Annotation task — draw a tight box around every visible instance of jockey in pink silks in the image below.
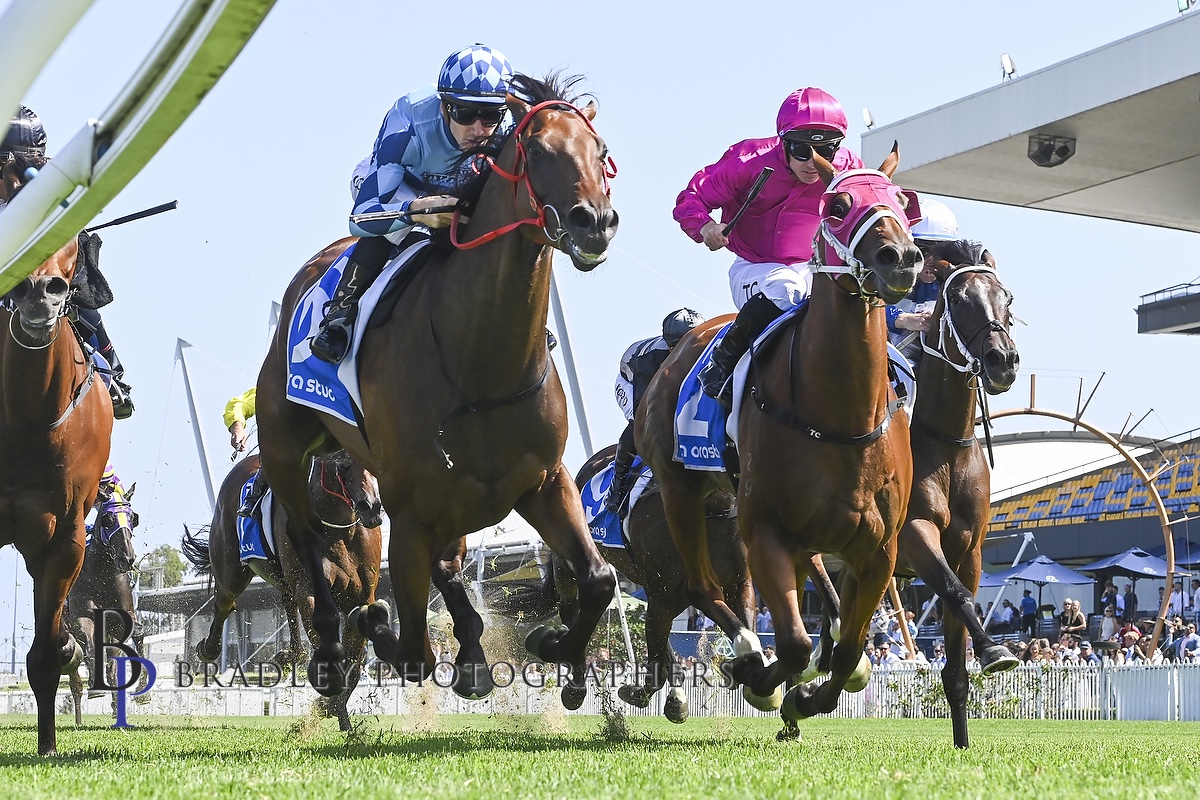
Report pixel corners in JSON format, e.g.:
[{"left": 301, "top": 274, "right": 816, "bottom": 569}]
[{"left": 673, "top": 87, "right": 864, "bottom": 408}]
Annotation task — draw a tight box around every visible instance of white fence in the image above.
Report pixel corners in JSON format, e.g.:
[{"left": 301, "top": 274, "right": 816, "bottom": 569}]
[{"left": 9, "top": 662, "right": 1200, "bottom": 722}]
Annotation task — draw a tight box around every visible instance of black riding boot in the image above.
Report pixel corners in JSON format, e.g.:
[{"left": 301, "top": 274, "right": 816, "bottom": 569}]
[
  {"left": 699, "top": 293, "right": 785, "bottom": 409},
  {"left": 237, "top": 470, "right": 269, "bottom": 518},
  {"left": 605, "top": 422, "right": 637, "bottom": 514},
  {"left": 77, "top": 307, "right": 134, "bottom": 419},
  {"left": 310, "top": 236, "right": 394, "bottom": 364}
]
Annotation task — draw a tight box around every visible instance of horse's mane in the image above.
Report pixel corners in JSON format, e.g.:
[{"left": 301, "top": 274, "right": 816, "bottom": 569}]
[
  {"left": 433, "top": 72, "right": 590, "bottom": 251},
  {"left": 920, "top": 238, "right": 985, "bottom": 267}
]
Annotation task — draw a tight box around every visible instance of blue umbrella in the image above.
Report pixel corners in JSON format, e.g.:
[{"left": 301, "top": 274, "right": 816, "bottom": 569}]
[
  {"left": 1077, "top": 547, "right": 1173, "bottom": 580},
  {"left": 1143, "top": 536, "right": 1200, "bottom": 568}
]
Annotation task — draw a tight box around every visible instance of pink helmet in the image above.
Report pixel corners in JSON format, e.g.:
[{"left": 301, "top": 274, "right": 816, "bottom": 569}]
[{"left": 776, "top": 87, "right": 848, "bottom": 141}]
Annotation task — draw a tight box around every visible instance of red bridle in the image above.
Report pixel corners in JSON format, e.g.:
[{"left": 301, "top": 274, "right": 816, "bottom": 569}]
[{"left": 449, "top": 99, "right": 617, "bottom": 250}]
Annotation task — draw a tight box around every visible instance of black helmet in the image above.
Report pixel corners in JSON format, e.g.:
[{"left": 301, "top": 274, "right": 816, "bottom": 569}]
[
  {"left": 2, "top": 106, "right": 47, "bottom": 156},
  {"left": 662, "top": 307, "right": 705, "bottom": 347}
]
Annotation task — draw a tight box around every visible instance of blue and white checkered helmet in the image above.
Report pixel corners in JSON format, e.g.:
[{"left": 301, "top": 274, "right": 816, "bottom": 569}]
[{"left": 437, "top": 44, "right": 513, "bottom": 107}]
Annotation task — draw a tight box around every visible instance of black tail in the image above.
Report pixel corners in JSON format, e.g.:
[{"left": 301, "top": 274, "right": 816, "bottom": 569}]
[
  {"left": 180, "top": 524, "right": 212, "bottom": 575},
  {"left": 489, "top": 563, "right": 561, "bottom": 623}
]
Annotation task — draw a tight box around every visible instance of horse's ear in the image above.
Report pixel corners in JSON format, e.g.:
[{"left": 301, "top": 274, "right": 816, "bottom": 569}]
[
  {"left": 811, "top": 149, "right": 836, "bottom": 186},
  {"left": 506, "top": 93, "right": 531, "bottom": 121},
  {"left": 126, "top": 482, "right": 136, "bottom": 500},
  {"left": 982, "top": 248, "right": 997, "bottom": 268},
  {"left": 580, "top": 100, "right": 598, "bottom": 121},
  {"left": 878, "top": 141, "right": 900, "bottom": 178}
]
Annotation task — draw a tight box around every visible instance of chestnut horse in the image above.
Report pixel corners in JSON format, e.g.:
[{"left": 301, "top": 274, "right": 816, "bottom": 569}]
[
  {"left": 0, "top": 237, "right": 113, "bottom": 755},
  {"left": 511, "top": 444, "right": 842, "bottom": 721},
  {"left": 639, "top": 150, "right": 921, "bottom": 726},
  {"left": 67, "top": 481, "right": 144, "bottom": 724},
  {"left": 181, "top": 451, "right": 382, "bottom": 730},
  {"left": 893, "top": 245, "right": 1020, "bottom": 747},
  {"left": 254, "top": 74, "right": 618, "bottom": 706}
]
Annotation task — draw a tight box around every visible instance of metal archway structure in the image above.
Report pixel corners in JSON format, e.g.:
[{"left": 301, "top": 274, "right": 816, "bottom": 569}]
[{"left": 989, "top": 396, "right": 1177, "bottom": 653}]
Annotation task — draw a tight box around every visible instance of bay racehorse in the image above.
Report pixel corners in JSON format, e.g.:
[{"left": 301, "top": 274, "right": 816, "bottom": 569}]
[
  {"left": 255, "top": 68, "right": 618, "bottom": 708},
  {"left": 638, "top": 149, "right": 921, "bottom": 727},
  {"left": 181, "top": 451, "right": 382, "bottom": 730},
  {"left": 67, "top": 477, "right": 144, "bottom": 724},
  {"left": 0, "top": 236, "right": 113, "bottom": 755},
  {"left": 893, "top": 243, "right": 1020, "bottom": 747}
]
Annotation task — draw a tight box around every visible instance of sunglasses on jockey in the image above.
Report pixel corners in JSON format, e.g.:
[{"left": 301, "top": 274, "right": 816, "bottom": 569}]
[
  {"left": 785, "top": 138, "right": 841, "bottom": 162},
  {"left": 444, "top": 102, "right": 506, "bottom": 127}
]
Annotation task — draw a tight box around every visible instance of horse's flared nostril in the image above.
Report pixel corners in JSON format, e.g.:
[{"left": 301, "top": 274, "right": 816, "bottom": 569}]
[{"left": 567, "top": 204, "right": 598, "bottom": 234}]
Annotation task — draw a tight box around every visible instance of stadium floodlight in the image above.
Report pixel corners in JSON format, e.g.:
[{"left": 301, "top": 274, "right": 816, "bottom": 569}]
[{"left": 1000, "top": 53, "right": 1017, "bottom": 81}]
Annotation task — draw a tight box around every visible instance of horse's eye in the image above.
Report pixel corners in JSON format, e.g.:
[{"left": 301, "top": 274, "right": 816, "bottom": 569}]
[{"left": 828, "top": 194, "right": 852, "bottom": 220}]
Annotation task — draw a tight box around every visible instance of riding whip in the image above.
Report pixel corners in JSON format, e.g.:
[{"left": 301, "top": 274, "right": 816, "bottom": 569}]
[
  {"left": 86, "top": 200, "right": 179, "bottom": 233},
  {"left": 722, "top": 167, "right": 773, "bottom": 237},
  {"left": 350, "top": 204, "right": 460, "bottom": 225}
]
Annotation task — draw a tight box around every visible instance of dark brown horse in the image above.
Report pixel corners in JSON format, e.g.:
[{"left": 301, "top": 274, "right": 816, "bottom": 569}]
[
  {"left": 181, "top": 451, "right": 383, "bottom": 730},
  {"left": 0, "top": 236, "right": 113, "bottom": 755},
  {"left": 254, "top": 74, "right": 618, "bottom": 707},
  {"left": 893, "top": 246, "right": 1020, "bottom": 747},
  {"left": 67, "top": 476, "right": 144, "bottom": 724},
  {"left": 639, "top": 151, "right": 921, "bottom": 726}
]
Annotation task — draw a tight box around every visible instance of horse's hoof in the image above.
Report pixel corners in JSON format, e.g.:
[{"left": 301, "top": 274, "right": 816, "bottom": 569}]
[
  {"left": 781, "top": 684, "right": 814, "bottom": 723},
  {"left": 663, "top": 688, "right": 689, "bottom": 724},
  {"left": 195, "top": 638, "right": 219, "bottom": 663},
  {"left": 776, "top": 719, "right": 802, "bottom": 742},
  {"left": 59, "top": 636, "right": 85, "bottom": 674},
  {"left": 349, "top": 600, "right": 390, "bottom": 638},
  {"left": 560, "top": 684, "right": 587, "bottom": 711},
  {"left": 742, "top": 683, "right": 783, "bottom": 712},
  {"left": 308, "top": 644, "right": 348, "bottom": 698},
  {"left": 452, "top": 664, "right": 495, "bottom": 701},
  {"left": 617, "top": 684, "right": 651, "bottom": 709},
  {"left": 524, "top": 624, "right": 566, "bottom": 661},
  {"left": 980, "top": 646, "right": 1020, "bottom": 675},
  {"left": 844, "top": 653, "right": 873, "bottom": 693},
  {"left": 797, "top": 639, "right": 828, "bottom": 683}
]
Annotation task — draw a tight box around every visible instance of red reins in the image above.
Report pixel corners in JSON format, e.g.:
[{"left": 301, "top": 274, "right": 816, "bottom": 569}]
[{"left": 449, "top": 99, "right": 616, "bottom": 250}]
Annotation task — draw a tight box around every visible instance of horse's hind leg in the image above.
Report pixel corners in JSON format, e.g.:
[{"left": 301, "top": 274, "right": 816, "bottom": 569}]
[
  {"left": 618, "top": 597, "right": 684, "bottom": 720},
  {"left": 799, "top": 553, "right": 842, "bottom": 679},
  {"left": 901, "top": 519, "right": 1016, "bottom": 678},
  {"left": 515, "top": 463, "right": 614, "bottom": 710},
  {"left": 197, "top": 568, "right": 252, "bottom": 663},
  {"left": 430, "top": 538, "right": 493, "bottom": 700}
]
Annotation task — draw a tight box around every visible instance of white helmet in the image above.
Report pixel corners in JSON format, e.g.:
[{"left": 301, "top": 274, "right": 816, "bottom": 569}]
[{"left": 911, "top": 198, "right": 959, "bottom": 241}]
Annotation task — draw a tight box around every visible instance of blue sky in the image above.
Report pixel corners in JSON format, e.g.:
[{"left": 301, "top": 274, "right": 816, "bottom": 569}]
[{"left": 2, "top": 1, "right": 1197, "bottom": 655}]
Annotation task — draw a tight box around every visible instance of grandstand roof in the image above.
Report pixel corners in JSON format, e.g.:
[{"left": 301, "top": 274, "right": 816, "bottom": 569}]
[
  {"left": 860, "top": 12, "right": 1200, "bottom": 233},
  {"left": 990, "top": 430, "right": 1159, "bottom": 502}
]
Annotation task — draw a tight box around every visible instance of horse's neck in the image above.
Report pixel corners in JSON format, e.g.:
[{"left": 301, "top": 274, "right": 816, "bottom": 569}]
[
  {"left": 432, "top": 159, "right": 553, "bottom": 393},
  {"left": 0, "top": 314, "right": 85, "bottom": 427},
  {"left": 792, "top": 277, "right": 892, "bottom": 427},
  {"left": 912, "top": 321, "right": 977, "bottom": 441}
]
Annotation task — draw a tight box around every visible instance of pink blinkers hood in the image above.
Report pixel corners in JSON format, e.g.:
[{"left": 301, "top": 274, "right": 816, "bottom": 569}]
[{"left": 817, "top": 170, "right": 922, "bottom": 267}]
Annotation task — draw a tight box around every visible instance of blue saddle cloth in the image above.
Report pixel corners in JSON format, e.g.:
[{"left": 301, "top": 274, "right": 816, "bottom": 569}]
[
  {"left": 579, "top": 457, "right": 651, "bottom": 548},
  {"left": 285, "top": 238, "right": 429, "bottom": 426},
  {"left": 235, "top": 475, "right": 275, "bottom": 562}
]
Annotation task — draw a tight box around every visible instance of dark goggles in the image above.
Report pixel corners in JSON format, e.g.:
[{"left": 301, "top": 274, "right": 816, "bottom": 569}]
[
  {"left": 785, "top": 138, "right": 841, "bottom": 162},
  {"left": 444, "top": 103, "right": 506, "bottom": 127}
]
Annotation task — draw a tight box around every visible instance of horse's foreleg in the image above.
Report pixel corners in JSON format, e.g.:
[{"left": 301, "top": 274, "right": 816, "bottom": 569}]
[
  {"left": 515, "top": 464, "right": 614, "bottom": 710},
  {"left": 658, "top": 481, "right": 747, "bottom": 643},
  {"left": 901, "top": 519, "right": 1016, "bottom": 678},
  {"left": 802, "top": 553, "right": 841, "bottom": 676},
  {"left": 197, "top": 570, "right": 251, "bottom": 663},
  {"left": 731, "top": 528, "right": 801, "bottom": 711},
  {"left": 617, "top": 598, "right": 681, "bottom": 717},
  {"left": 28, "top": 536, "right": 85, "bottom": 756},
  {"left": 430, "top": 539, "right": 492, "bottom": 700},
  {"left": 941, "top": 595, "right": 972, "bottom": 748},
  {"left": 788, "top": 544, "right": 893, "bottom": 720},
  {"left": 291, "top": 530, "right": 347, "bottom": 697}
]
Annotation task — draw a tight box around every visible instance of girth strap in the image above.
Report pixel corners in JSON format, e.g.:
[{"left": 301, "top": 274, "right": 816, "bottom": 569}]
[{"left": 750, "top": 386, "right": 903, "bottom": 445}]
